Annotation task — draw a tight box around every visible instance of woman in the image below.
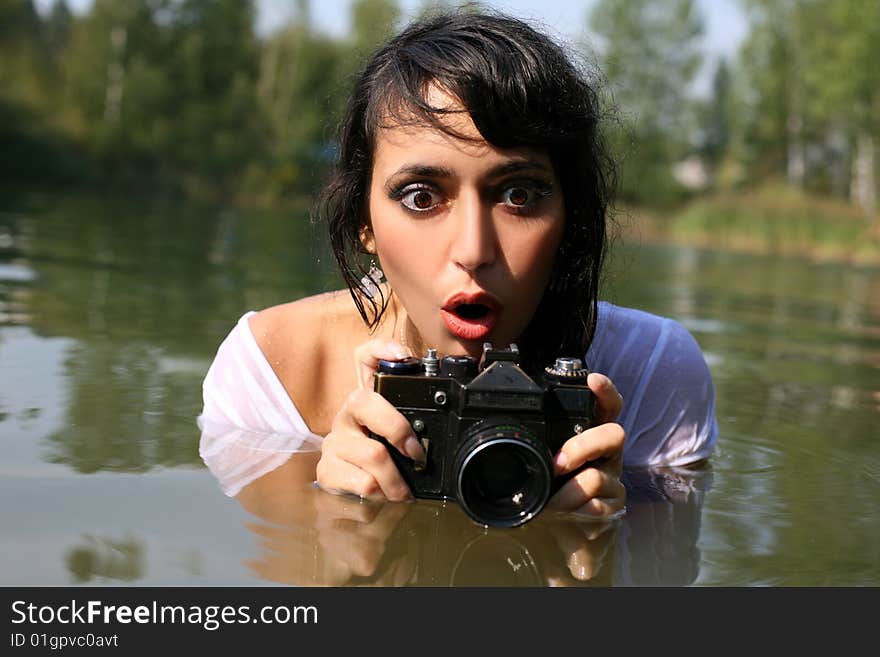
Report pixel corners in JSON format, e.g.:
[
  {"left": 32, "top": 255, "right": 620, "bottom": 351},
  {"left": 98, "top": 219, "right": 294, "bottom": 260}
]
[{"left": 199, "top": 11, "right": 717, "bottom": 522}]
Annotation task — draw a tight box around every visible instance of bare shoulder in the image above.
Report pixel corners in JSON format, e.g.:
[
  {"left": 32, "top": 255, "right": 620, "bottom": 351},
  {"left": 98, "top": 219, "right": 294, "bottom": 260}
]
[
  {"left": 249, "top": 289, "right": 356, "bottom": 348},
  {"left": 248, "top": 290, "right": 366, "bottom": 433}
]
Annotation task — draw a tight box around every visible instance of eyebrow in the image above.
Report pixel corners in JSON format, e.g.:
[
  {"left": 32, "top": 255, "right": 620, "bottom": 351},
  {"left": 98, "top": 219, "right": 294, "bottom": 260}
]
[{"left": 385, "top": 158, "right": 553, "bottom": 185}]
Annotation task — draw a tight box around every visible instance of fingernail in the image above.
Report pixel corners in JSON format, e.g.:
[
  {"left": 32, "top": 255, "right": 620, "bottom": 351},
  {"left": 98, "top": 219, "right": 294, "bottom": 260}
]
[
  {"left": 554, "top": 451, "right": 568, "bottom": 473},
  {"left": 405, "top": 436, "right": 425, "bottom": 461}
]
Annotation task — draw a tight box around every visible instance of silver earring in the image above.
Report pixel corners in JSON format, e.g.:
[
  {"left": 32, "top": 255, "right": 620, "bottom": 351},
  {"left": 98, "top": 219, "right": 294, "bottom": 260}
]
[{"left": 360, "top": 259, "right": 385, "bottom": 299}]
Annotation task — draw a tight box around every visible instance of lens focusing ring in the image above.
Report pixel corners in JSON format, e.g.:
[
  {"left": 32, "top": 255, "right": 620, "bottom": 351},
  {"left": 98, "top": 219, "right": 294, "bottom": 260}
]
[{"left": 453, "top": 420, "right": 553, "bottom": 528}]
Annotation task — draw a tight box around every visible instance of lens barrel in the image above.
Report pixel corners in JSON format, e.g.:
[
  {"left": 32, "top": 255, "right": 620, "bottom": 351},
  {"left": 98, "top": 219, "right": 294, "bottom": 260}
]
[{"left": 453, "top": 419, "right": 553, "bottom": 527}]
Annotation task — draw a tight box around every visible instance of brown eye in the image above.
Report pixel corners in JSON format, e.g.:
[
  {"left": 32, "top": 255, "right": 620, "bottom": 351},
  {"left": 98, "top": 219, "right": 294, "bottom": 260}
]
[
  {"left": 499, "top": 181, "right": 552, "bottom": 212},
  {"left": 413, "top": 191, "right": 434, "bottom": 209},
  {"left": 401, "top": 188, "right": 441, "bottom": 212},
  {"left": 506, "top": 187, "right": 530, "bottom": 206}
]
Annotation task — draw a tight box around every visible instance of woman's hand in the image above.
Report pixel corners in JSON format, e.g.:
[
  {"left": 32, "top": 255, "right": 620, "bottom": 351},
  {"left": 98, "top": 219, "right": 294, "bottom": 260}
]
[
  {"left": 316, "top": 339, "right": 424, "bottom": 502},
  {"left": 547, "top": 373, "right": 626, "bottom": 519}
]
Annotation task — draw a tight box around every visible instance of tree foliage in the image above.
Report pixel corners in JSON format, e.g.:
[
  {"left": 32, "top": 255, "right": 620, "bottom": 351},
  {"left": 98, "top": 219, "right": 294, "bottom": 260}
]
[
  {"left": 736, "top": 0, "right": 879, "bottom": 213},
  {"left": 589, "top": 0, "right": 704, "bottom": 205},
  {"left": 1, "top": 0, "right": 878, "bottom": 217},
  {"left": 2, "top": 0, "right": 403, "bottom": 201}
]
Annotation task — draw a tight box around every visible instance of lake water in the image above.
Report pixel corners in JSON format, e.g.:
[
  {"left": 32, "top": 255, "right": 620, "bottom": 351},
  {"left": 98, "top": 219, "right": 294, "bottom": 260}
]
[{"left": 1, "top": 190, "right": 878, "bottom": 586}]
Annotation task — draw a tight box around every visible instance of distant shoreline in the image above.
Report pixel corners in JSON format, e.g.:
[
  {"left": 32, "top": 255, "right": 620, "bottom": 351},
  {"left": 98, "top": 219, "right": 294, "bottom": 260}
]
[{"left": 615, "top": 187, "right": 880, "bottom": 268}]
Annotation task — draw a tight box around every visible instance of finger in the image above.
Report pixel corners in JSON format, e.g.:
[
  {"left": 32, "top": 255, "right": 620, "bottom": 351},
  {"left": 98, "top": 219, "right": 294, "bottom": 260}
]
[
  {"left": 354, "top": 338, "right": 411, "bottom": 390},
  {"left": 335, "top": 389, "right": 425, "bottom": 462},
  {"left": 316, "top": 450, "right": 409, "bottom": 502},
  {"left": 548, "top": 467, "right": 626, "bottom": 514},
  {"left": 554, "top": 422, "right": 625, "bottom": 476},
  {"left": 588, "top": 372, "right": 623, "bottom": 424}
]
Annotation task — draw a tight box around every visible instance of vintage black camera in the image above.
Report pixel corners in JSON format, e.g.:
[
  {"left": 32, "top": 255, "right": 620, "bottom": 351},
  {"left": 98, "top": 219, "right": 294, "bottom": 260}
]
[{"left": 372, "top": 343, "right": 594, "bottom": 528}]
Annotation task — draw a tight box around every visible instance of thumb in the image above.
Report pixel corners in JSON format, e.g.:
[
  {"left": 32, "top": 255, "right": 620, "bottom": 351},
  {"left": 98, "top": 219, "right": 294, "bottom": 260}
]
[{"left": 354, "top": 338, "right": 412, "bottom": 390}]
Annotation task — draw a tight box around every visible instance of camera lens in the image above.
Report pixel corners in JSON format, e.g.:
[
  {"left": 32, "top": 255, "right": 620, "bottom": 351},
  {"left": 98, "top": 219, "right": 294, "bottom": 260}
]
[{"left": 454, "top": 419, "right": 553, "bottom": 528}]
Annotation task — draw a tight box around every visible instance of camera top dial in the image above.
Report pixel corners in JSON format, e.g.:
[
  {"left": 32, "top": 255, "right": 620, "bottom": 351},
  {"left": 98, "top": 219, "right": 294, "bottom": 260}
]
[
  {"left": 544, "top": 357, "right": 589, "bottom": 384},
  {"left": 377, "top": 357, "right": 423, "bottom": 375}
]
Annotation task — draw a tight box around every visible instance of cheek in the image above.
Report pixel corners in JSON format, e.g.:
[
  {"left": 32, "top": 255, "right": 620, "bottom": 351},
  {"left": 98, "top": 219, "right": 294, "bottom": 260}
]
[
  {"left": 510, "top": 223, "right": 564, "bottom": 286},
  {"left": 379, "top": 240, "right": 420, "bottom": 279},
  {"left": 371, "top": 217, "right": 437, "bottom": 294}
]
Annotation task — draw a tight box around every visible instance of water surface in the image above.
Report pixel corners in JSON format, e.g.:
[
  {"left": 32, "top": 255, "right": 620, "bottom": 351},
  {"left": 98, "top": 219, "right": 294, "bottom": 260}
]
[{"left": 1, "top": 191, "right": 878, "bottom": 586}]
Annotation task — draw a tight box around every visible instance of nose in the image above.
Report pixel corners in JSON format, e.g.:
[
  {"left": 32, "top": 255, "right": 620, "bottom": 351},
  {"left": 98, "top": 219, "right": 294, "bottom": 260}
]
[{"left": 451, "top": 191, "right": 496, "bottom": 273}]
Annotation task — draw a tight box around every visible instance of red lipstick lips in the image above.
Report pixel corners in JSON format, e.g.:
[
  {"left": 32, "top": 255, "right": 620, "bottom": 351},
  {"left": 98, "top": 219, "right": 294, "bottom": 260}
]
[{"left": 441, "top": 292, "right": 500, "bottom": 341}]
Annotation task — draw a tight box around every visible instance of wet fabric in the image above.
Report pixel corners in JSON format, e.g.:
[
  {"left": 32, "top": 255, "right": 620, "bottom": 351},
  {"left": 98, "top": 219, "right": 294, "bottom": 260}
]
[
  {"left": 586, "top": 303, "right": 718, "bottom": 467},
  {"left": 198, "top": 302, "right": 718, "bottom": 495}
]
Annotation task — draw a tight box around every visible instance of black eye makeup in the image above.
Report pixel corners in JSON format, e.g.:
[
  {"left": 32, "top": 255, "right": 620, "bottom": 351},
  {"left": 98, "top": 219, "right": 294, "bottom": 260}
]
[
  {"left": 383, "top": 166, "right": 556, "bottom": 218},
  {"left": 387, "top": 182, "right": 446, "bottom": 214},
  {"left": 496, "top": 179, "right": 554, "bottom": 215}
]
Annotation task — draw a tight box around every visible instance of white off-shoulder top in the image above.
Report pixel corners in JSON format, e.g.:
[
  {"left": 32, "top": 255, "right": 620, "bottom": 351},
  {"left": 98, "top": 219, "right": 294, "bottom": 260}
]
[{"left": 198, "top": 302, "right": 718, "bottom": 495}]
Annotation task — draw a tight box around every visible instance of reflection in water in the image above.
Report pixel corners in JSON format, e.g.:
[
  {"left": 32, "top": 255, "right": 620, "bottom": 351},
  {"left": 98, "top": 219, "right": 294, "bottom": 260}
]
[
  {"left": 66, "top": 533, "right": 144, "bottom": 583},
  {"left": 1, "top": 194, "right": 337, "bottom": 475},
  {"left": 42, "top": 341, "right": 206, "bottom": 473},
  {"left": 616, "top": 467, "right": 711, "bottom": 586},
  {"left": 214, "top": 441, "right": 710, "bottom": 587},
  {"left": 611, "top": 245, "right": 880, "bottom": 585},
  {"left": 233, "top": 455, "right": 620, "bottom": 587},
  {"left": 0, "top": 214, "right": 35, "bottom": 327},
  {"left": 3, "top": 191, "right": 879, "bottom": 585}
]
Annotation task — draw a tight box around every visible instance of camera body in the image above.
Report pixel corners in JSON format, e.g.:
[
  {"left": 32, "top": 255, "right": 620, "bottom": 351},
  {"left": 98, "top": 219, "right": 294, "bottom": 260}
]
[{"left": 372, "top": 343, "right": 594, "bottom": 527}]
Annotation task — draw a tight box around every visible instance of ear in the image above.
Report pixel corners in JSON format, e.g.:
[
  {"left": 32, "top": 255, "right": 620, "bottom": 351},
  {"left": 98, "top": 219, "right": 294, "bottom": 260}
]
[{"left": 359, "top": 225, "right": 376, "bottom": 254}]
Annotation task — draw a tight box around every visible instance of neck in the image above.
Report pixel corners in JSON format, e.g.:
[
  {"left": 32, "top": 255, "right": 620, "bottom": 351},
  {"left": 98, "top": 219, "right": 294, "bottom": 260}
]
[{"left": 388, "top": 292, "right": 425, "bottom": 358}]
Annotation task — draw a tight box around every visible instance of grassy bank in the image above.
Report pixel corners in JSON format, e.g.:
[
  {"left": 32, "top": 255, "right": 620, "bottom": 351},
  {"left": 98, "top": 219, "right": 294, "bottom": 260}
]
[{"left": 619, "top": 184, "right": 880, "bottom": 266}]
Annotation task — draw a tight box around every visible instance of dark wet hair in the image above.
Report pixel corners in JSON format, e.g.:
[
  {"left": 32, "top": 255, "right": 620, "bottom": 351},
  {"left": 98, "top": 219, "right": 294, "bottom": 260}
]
[{"left": 318, "top": 9, "right": 615, "bottom": 371}]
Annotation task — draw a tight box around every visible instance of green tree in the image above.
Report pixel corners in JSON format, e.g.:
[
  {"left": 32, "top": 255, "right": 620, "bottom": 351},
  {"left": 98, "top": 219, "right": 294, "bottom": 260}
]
[
  {"left": 415, "top": 0, "right": 469, "bottom": 20},
  {"left": 0, "top": 0, "right": 54, "bottom": 109},
  {"left": 61, "top": 0, "right": 174, "bottom": 179},
  {"left": 589, "top": 0, "right": 704, "bottom": 205},
  {"left": 350, "top": 0, "right": 400, "bottom": 55},
  {"left": 700, "top": 59, "right": 733, "bottom": 184},
  {"left": 44, "top": 0, "right": 72, "bottom": 61},
  {"left": 167, "top": 0, "right": 266, "bottom": 196},
  {"left": 0, "top": 0, "right": 91, "bottom": 182},
  {"left": 737, "top": 0, "right": 879, "bottom": 217},
  {"left": 798, "top": 0, "right": 879, "bottom": 215},
  {"left": 255, "top": 0, "right": 346, "bottom": 198},
  {"left": 736, "top": 0, "right": 809, "bottom": 188}
]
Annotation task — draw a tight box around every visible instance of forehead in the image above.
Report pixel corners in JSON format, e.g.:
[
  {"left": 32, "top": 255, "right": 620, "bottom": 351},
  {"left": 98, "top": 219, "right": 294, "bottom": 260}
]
[
  {"left": 372, "top": 85, "right": 552, "bottom": 172},
  {"left": 374, "top": 84, "right": 481, "bottom": 149}
]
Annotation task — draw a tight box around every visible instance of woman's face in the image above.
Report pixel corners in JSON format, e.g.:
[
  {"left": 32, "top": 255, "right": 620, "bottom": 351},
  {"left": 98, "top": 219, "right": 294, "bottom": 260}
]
[{"left": 366, "top": 89, "right": 565, "bottom": 359}]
